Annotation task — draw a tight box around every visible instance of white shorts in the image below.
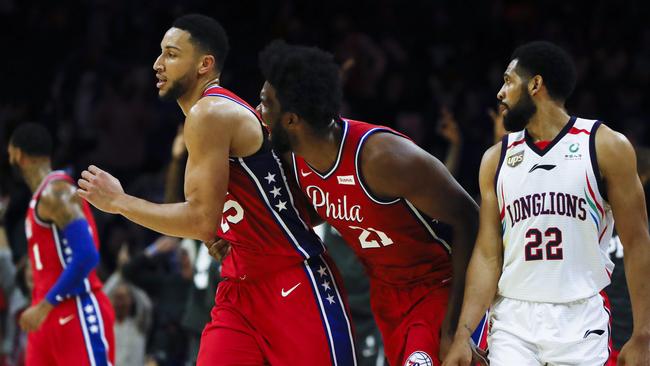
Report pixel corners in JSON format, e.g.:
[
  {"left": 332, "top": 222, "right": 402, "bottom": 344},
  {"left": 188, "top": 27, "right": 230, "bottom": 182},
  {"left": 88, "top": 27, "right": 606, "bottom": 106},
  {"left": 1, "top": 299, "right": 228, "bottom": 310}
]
[{"left": 488, "top": 294, "right": 611, "bottom": 366}]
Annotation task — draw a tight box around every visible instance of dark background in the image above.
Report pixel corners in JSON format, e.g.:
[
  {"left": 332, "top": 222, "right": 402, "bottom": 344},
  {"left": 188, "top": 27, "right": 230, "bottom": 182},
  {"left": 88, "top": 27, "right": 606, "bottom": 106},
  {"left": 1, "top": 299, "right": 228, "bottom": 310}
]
[{"left": 0, "top": 0, "right": 648, "bottom": 363}]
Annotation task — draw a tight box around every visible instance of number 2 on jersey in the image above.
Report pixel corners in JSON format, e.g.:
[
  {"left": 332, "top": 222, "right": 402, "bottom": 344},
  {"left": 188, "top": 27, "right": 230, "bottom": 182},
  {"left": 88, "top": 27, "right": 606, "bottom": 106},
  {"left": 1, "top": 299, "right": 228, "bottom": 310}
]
[
  {"left": 524, "top": 227, "right": 563, "bottom": 261},
  {"left": 349, "top": 226, "right": 394, "bottom": 249}
]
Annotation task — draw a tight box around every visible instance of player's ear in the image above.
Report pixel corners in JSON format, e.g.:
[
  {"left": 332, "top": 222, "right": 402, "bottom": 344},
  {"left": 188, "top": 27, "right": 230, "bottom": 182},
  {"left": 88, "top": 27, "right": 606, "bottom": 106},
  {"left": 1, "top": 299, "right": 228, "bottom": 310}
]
[
  {"left": 529, "top": 75, "right": 543, "bottom": 96},
  {"left": 198, "top": 55, "right": 216, "bottom": 76},
  {"left": 282, "top": 112, "right": 299, "bottom": 128}
]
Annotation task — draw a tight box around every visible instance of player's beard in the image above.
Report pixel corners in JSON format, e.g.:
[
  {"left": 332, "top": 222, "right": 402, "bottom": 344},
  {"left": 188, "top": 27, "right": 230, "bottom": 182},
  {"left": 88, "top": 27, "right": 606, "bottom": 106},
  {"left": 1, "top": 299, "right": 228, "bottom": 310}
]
[
  {"left": 9, "top": 161, "right": 24, "bottom": 182},
  {"left": 503, "top": 85, "right": 537, "bottom": 132},
  {"left": 270, "top": 119, "right": 292, "bottom": 153},
  {"left": 159, "top": 71, "right": 193, "bottom": 101}
]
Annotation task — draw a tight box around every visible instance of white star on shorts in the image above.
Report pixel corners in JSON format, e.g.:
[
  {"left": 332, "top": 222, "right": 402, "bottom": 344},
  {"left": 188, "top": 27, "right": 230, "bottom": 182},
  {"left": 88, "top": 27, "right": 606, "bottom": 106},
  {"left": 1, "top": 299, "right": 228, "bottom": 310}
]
[
  {"left": 264, "top": 172, "right": 276, "bottom": 184},
  {"left": 317, "top": 266, "right": 327, "bottom": 277},
  {"left": 275, "top": 200, "right": 287, "bottom": 212},
  {"left": 321, "top": 280, "right": 331, "bottom": 291},
  {"left": 270, "top": 186, "right": 282, "bottom": 197},
  {"left": 326, "top": 295, "right": 335, "bottom": 304}
]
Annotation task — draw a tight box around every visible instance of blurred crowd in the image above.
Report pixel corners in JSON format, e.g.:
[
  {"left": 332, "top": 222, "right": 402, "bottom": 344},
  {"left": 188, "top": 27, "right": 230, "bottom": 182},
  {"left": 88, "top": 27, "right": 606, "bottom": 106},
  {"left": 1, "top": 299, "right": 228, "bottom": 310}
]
[{"left": 1, "top": 0, "right": 649, "bottom": 365}]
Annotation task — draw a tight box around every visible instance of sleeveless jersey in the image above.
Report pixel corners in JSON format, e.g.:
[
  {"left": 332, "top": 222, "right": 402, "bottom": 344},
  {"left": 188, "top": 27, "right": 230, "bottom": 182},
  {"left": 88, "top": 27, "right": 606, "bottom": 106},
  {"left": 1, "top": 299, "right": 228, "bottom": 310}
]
[
  {"left": 25, "top": 171, "right": 103, "bottom": 304},
  {"left": 495, "top": 117, "right": 614, "bottom": 302},
  {"left": 292, "top": 119, "right": 453, "bottom": 286},
  {"left": 203, "top": 86, "right": 326, "bottom": 280}
]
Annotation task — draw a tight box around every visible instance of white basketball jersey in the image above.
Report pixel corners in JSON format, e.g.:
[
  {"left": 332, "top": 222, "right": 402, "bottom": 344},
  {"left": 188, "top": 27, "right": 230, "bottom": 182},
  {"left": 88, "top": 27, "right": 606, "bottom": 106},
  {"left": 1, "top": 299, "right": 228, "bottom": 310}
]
[{"left": 495, "top": 117, "right": 614, "bottom": 303}]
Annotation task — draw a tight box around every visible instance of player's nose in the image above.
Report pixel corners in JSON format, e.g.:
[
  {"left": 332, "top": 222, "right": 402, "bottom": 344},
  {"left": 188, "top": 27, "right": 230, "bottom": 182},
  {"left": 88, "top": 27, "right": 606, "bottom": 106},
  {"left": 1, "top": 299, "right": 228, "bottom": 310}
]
[
  {"left": 153, "top": 55, "right": 163, "bottom": 71},
  {"left": 497, "top": 85, "right": 506, "bottom": 101}
]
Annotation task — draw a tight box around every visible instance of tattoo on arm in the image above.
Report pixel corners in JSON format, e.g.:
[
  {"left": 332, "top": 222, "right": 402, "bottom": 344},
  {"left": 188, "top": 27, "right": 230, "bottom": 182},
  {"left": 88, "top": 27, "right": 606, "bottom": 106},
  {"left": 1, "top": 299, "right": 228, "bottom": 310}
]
[{"left": 38, "top": 181, "right": 86, "bottom": 228}]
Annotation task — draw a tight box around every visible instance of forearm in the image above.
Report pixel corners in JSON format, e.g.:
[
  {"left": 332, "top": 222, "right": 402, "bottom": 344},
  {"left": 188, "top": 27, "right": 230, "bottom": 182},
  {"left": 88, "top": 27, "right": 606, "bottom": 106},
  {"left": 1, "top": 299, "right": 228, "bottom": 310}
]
[
  {"left": 443, "top": 214, "right": 478, "bottom": 334},
  {"left": 454, "top": 249, "right": 501, "bottom": 340},
  {"left": 623, "top": 239, "right": 650, "bottom": 337},
  {"left": 115, "top": 194, "right": 218, "bottom": 242}
]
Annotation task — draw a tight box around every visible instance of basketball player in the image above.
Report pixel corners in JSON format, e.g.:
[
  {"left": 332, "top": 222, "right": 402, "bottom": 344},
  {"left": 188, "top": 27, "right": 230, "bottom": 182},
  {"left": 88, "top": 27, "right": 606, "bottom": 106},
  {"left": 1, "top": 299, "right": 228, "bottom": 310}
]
[
  {"left": 443, "top": 41, "right": 650, "bottom": 366},
  {"left": 256, "top": 40, "right": 484, "bottom": 366},
  {"left": 7, "top": 123, "right": 115, "bottom": 366},
  {"left": 77, "top": 14, "right": 356, "bottom": 365}
]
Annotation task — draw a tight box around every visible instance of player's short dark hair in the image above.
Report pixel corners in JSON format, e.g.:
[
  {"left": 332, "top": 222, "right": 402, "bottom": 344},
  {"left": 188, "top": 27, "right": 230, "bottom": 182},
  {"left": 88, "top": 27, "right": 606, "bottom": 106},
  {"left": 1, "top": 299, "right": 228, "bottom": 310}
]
[
  {"left": 511, "top": 41, "right": 577, "bottom": 102},
  {"left": 9, "top": 123, "right": 53, "bottom": 157},
  {"left": 172, "top": 14, "right": 229, "bottom": 71},
  {"left": 259, "top": 40, "right": 342, "bottom": 131}
]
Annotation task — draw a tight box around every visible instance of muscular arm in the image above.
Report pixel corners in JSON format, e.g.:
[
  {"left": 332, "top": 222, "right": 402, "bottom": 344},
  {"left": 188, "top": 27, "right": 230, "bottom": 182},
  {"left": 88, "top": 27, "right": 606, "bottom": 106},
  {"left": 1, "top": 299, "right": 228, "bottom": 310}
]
[
  {"left": 361, "top": 132, "right": 479, "bottom": 336},
  {"left": 451, "top": 144, "right": 503, "bottom": 342},
  {"left": 596, "top": 125, "right": 650, "bottom": 354},
  {"left": 79, "top": 99, "right": 239, "bottom": 243},
  {"left": 38, "top": 181, "right": 99, "bottom": 305}
]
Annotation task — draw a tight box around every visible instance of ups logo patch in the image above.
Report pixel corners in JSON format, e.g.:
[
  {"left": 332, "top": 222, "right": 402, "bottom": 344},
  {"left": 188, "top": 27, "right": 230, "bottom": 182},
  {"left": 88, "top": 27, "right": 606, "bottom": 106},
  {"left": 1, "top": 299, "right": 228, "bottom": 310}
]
[{"left": 507, "top": 150, "right": 525, "bottom": 167}]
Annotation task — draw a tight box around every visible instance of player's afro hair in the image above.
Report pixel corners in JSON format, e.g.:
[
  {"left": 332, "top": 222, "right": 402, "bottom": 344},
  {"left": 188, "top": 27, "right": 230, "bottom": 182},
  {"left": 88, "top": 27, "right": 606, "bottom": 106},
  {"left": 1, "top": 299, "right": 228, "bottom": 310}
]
[
  {"left": 173, "top": 14, "right": 229, "bottom": 71},
  {"left": 511, "top": 41, "right": 577, "bottom": 102},
  {"left": 9, "top": 122, "right": 52, "bottom": 157},
  {"left": 259, "top": 40, "right": 342, "bottom": 131}
]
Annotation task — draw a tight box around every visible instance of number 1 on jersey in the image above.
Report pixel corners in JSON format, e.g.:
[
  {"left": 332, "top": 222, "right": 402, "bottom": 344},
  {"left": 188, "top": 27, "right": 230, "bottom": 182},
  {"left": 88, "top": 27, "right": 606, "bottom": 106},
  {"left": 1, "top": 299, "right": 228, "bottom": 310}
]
[{"left": 33, "top": 243, "right": 44, "bottom": 270}]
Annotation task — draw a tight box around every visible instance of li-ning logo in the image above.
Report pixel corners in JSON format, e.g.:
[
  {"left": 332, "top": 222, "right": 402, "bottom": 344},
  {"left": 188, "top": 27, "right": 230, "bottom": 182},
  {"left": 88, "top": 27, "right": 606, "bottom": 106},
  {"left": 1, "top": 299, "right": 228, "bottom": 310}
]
[
  {"left": 507, "top": 150, "right": 525, "bottom": 167},
  {"left": 337, "top": 175, "right": 356, "bottom": 185},
  {"left": 528, "top": 164, "right": 556, "bottom": 173}
]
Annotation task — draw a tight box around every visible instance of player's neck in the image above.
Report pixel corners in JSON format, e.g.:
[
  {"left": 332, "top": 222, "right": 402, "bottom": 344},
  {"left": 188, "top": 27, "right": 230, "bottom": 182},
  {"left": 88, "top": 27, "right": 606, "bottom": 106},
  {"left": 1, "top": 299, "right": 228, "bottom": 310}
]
[
  {"left": 24, "top": 162, "right": 52, "bottom": 193},
  {"left": 178, "top": 75, "right": 220, "bottom": 116},
  {"left": 297, "top": 120, "right": 342, "bottom": 173},
  {"left": 525, "top": 103, "right": 570, "bottom": 142}
]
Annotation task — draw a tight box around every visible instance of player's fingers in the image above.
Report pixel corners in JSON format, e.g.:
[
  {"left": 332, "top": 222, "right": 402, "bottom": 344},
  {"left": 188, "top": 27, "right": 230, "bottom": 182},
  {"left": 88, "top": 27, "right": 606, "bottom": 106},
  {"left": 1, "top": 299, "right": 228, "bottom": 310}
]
[
  {"left": 78, "top": 178, "right": 91, "bottom": 190},
  {"left": 81, "top": 170, "right": 95, "bottom": 180},
  {"left": 88, "top": 165, "right": 101, "bottom": 174}
]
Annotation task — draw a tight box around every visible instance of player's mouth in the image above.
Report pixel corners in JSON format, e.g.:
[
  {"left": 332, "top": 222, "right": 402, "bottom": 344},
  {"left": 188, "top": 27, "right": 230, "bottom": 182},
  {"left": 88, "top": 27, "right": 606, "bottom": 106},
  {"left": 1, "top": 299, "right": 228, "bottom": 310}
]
[
  {"left": 498, "top": 102, "right": 509, "bottom": 115},
  {"left": 156, "top": 75, "right": 167, "bottom": 89}
]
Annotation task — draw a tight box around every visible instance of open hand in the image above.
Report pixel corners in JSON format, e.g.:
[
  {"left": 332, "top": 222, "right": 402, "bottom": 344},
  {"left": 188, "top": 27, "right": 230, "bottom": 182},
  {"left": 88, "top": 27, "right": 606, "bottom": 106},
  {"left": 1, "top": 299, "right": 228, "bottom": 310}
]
[{"left": 78, "top": 165, "right": 124, "bottom": 214}]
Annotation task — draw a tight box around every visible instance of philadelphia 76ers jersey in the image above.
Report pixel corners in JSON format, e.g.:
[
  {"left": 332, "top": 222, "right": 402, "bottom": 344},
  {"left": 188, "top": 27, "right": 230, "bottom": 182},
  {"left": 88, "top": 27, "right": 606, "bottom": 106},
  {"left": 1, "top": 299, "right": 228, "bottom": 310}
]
[
  {"left": 25, "top": 171, "right": 104, "bottom": 304},
  {"left": 292, "top": 119, "right": 453, "bottom": 286},
  {"left": 495, "top": 117, "right": 614, "bottom": 303},
  {"left": 203, "top": 86, "right": 326, "bottom": 280}
]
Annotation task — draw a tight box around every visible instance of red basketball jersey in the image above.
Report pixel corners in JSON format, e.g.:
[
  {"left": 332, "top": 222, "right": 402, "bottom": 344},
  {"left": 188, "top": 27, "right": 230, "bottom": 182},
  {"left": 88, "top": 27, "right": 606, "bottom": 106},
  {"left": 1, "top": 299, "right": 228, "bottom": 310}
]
[
  {"left": 203, "top": 86, "right": 326, "bottom": 280},
  {"left": 293, "top": 119, "right": 453, "bottom": 286},
  {"left": 25, "top": 171, "right": 103, "bottom": 304}
]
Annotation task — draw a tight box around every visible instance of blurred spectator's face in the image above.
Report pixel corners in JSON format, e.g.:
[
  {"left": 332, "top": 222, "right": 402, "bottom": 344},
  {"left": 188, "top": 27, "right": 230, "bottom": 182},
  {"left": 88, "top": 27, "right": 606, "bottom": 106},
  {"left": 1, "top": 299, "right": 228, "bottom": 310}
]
[
  {"left": 112, "top": 284, "right": 133, "bottom": 321},
  {"left": 257, "top": 82, "right": 293, "bottom": 153},
  {"left": 153, "top": 28, "right": 199, "bottom": 101},
  {"left": 497, "top": 59, "right": 537, "bottom": 132}
]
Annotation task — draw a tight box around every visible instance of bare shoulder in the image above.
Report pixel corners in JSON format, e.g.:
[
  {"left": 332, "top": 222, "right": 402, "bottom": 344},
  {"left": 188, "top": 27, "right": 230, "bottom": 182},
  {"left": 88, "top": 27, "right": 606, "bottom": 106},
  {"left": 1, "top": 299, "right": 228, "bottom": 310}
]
[
  {"left": 360, "top": 131, "right": 442, "bottom": 198},
  {"left": 38, "top": 179, "right": 84, "bottom": 227},
  {"left": 361, "top": 131, "right": 427, "bottom": 173},
  {"left": 594, "top": 123, "right": 634, "bottom": 155},
  {"left": 481, "top": 142, "right": 503, "bottom": 171},
  {"left": 187, "top": 96, "right": 262, "bottom": 157},
  {"left": 594, "top": 123, "right": 636, "bottom": 176}
]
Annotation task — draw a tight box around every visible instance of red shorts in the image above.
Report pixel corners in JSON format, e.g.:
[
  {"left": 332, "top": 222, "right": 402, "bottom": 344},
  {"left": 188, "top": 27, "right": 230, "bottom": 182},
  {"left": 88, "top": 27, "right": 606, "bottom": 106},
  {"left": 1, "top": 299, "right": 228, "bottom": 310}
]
[
  {"left": 371, "top": 282, "right": 488, "bottom": 366},
  {"left": 26, "top": 291, "right": 115, "bottom": 366},
  {"left": 197, "top": 254, "right": 356, "bottom": 365}
]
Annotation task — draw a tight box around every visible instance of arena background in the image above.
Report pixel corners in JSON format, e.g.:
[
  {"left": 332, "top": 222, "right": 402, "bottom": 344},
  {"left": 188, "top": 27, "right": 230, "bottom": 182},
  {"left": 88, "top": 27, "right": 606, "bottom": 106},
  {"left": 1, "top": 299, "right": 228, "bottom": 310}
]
[{"left": 1, "top": 1, "right": 649, "bottom": 365}]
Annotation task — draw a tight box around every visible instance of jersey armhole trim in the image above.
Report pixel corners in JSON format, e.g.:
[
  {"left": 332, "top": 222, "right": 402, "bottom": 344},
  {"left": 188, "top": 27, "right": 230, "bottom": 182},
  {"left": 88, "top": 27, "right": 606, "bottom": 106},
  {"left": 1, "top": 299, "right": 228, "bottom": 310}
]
[
  {"left": 589, "top": 121, "right": 607, "bottom": 202},
  {"left": 493, "top": 135, "right": 508, "bottom": 194},
  {"left": 355, "top": 129, "right": 402, "bottom": 205}
]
